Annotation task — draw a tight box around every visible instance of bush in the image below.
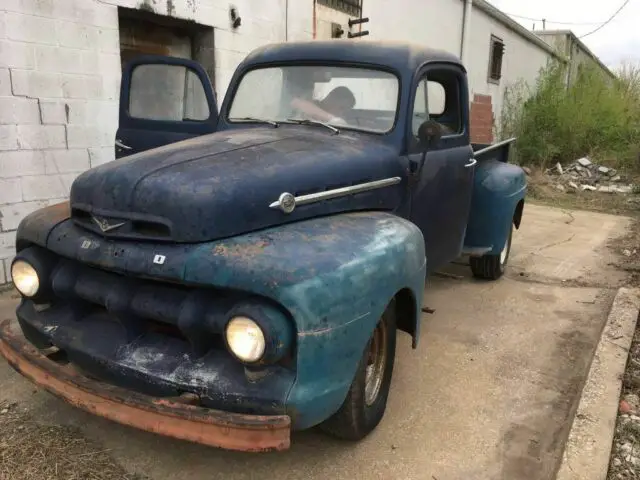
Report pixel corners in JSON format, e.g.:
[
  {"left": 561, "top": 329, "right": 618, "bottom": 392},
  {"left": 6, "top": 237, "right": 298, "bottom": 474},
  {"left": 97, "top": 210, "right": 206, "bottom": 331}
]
[{"left": 498, "top": 61, "right": 640, "bottom": 171}]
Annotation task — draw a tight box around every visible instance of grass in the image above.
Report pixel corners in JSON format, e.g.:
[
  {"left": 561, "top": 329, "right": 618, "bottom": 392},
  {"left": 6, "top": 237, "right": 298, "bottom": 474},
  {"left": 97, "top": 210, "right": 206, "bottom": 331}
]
[
  {"left": 0, "top": 399, "right": 145, "bottom": 480},
  {"left": 498, "top": 61, "right": 640, "bottom": 173}
]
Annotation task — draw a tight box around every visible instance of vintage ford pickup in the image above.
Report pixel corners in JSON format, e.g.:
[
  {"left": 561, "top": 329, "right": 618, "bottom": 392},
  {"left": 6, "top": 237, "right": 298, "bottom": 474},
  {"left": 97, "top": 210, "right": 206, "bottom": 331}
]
[{"left": 1, "top": 40, "right": 525, "bottom": 452}]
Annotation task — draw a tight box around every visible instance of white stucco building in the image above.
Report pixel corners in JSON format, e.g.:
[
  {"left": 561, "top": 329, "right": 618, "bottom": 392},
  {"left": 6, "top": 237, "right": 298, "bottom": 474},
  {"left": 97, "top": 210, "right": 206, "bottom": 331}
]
[{"left": 0, "top": 0, "right": 610, "bottom": 284}]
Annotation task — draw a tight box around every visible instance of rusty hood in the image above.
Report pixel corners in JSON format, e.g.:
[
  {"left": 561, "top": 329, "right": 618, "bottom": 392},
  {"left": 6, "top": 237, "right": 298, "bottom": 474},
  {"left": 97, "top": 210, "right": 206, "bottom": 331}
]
[{"left": 69, "top": 127, "right": 406, "bottom": 242}]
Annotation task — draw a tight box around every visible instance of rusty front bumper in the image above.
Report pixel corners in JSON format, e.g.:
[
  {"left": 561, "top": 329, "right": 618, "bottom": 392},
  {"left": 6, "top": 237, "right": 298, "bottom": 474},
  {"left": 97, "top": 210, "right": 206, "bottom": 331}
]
[{"left": 0, "top": 321, "right": 291, "bottom": 452}]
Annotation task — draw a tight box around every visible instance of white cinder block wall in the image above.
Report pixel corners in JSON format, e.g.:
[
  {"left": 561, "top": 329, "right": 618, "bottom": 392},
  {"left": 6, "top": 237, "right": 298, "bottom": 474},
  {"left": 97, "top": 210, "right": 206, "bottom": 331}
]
[{"left": 0, "top": 1, "right": 121, "bottom": 283}]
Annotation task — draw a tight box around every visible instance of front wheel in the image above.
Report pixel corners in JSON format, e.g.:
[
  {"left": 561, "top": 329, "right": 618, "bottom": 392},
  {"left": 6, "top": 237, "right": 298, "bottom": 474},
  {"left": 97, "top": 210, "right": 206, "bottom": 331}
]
[
  {"left": 470, "top": 223, "right": 513, "bottom": 280},
  {"left": 319, "top": 306, "right": 397, "bottom": 440}
]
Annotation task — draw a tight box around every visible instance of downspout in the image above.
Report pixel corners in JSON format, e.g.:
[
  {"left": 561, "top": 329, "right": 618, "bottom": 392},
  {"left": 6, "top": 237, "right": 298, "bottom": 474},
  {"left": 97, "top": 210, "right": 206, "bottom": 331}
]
[
  {"left": 285, "top": 0, "right": 289, "bottom": 41},
  {"left": 460, "top": 0, "right": 472, "bottom": 64},
  {"left": 312, "top": 0, "right": 317, "bottom": 39}
]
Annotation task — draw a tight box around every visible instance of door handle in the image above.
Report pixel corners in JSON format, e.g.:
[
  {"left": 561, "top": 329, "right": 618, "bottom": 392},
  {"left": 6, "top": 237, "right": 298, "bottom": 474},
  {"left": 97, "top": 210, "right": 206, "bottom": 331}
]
[
  {"left": 115, "top": 139, "right": 132, "bottom": 150},
  {"left": 465, "top": 158, "right": 477, "bottom": 168}
]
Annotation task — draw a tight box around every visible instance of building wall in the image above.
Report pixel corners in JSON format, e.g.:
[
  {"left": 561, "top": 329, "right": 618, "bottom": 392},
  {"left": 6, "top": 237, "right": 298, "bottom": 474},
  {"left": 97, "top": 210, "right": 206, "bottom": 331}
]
[
  {"left": 465, "top": 7, "right": 552, "bottom": 142},
  {"left": 363, "top": 0, "right": 552, "bottom": 142},
  {"left": 535, "top": 31, "right": 615, "bottom": 87},
  {"left": 0, "top": 0, "right": 314, "bottom": 283}
]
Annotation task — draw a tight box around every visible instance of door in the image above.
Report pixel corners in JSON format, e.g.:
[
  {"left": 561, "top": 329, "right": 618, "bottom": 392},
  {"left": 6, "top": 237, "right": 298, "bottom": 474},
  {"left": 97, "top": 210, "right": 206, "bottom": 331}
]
[
  {"left": 408, "top": 65, "right": 475, "bottom": 272},
  {"left": 116, "top": 55, "right": 218, "bottom": 158}
]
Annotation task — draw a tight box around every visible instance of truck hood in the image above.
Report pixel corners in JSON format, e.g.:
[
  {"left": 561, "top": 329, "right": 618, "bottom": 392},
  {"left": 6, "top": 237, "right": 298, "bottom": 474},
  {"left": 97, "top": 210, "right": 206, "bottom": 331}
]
[{"left": 70, "top": 127, "right": 406, "bottom": 243}]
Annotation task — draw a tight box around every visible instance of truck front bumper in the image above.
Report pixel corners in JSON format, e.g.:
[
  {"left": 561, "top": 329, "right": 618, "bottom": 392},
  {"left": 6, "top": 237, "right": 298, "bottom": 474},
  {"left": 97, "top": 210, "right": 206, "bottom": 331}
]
[{"left": 0, "top": 320, "right": 291, "bottom": 452}]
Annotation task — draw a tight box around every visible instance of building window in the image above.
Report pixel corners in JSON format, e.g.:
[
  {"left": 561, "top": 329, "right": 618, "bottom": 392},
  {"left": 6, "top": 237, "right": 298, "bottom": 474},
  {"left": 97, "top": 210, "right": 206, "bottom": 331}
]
[
  {"left": 317, "top": 0, "right": 362, "bottom": 17},
  {"left": 488, "top": 35, "right": 504, "bottom": 84}
]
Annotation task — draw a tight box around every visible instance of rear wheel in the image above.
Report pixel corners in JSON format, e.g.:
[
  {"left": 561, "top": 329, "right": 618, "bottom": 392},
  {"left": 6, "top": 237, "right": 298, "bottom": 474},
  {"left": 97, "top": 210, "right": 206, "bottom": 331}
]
[
  {"left": 470, "top": 223, "right": 513, "bottom": 280},
  {"left": 319, "top": 306, "right": 397, "bottom": 440}
]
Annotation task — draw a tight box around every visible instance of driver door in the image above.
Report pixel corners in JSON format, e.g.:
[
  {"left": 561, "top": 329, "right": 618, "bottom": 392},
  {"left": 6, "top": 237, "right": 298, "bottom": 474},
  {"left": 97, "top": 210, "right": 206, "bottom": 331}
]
[
  {"left": 408, "top": 64, "right": 476, "bottom": 272},
  {"left": 115, "top": 55, "right": 218, "bottom": 159}
]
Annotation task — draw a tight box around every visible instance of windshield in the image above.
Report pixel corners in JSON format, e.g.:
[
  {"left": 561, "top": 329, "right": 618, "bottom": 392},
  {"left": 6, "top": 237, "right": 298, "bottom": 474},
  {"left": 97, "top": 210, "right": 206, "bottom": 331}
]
[{"left": 227, "top": 65, "right": 399, "bottom": 133}]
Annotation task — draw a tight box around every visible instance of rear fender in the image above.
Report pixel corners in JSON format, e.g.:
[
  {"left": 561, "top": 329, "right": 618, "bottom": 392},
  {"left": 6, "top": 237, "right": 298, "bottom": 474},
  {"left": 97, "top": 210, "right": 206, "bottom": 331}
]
[{"left": 464, "top": 159, "right": 527, "bottom": 255}]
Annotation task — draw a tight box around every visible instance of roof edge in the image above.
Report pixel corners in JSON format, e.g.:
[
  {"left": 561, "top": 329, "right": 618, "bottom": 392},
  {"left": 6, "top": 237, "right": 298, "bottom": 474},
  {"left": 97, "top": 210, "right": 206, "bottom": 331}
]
[
  {"left": 535, "top": 30, "right": 616, "bottom": 79},
  {"left": 471, "top": 0, "right": 566, "bottom": 62}
]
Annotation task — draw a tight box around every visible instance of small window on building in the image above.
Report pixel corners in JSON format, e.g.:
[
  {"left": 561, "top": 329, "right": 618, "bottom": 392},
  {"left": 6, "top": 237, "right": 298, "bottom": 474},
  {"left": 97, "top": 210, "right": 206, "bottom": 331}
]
[
  {"left": 488, "top": 35, "right": 504, "bottom": 84},
  {"left": 317, "top": 0, "right": 362, "bottom": 17}
]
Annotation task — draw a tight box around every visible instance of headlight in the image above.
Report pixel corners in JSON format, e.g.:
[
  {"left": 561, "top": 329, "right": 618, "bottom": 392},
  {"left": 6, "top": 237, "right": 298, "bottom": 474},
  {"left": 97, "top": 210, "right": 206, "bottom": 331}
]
[
  {"left": 11, "top": 260, "right": 40, "bottom": 297},
  {"left": 225, "top": 316, "right": 266, "bottom": 363}
]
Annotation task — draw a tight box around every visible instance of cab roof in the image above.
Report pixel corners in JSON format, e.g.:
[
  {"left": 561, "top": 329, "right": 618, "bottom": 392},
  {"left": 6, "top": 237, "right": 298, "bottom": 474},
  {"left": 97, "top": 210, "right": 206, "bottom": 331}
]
[{"left": 241, "top": 40, "right": 464, "bottom": 74}]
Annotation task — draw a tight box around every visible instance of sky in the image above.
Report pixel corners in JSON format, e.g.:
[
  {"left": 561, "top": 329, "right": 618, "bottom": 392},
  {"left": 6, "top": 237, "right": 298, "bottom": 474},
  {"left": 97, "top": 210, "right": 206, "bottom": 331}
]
[{"left": 488, "top": 0, "right": 640, "bottom": 70}]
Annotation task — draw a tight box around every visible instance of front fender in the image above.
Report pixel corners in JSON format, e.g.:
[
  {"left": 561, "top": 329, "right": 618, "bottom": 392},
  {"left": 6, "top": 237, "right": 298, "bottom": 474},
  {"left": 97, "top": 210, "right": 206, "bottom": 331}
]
[
  {"left": 464, "top": 159, "right": 526, "bottom": 255},
  {"left": 185, "top": 212, "right": 426, "bottom": 428}
]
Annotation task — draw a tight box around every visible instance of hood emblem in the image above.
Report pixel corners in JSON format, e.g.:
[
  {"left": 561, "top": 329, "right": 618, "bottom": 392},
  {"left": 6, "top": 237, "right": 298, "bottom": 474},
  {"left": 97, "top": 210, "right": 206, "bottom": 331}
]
[
  {"left": 91, "top": 215, "right": 126, "bottom": 233},
  {"left": 272, "top": 192, "right": 296, "bottom": 214},
  {"left": 269, "top": 177, "right": 402, "bottom": 214}
]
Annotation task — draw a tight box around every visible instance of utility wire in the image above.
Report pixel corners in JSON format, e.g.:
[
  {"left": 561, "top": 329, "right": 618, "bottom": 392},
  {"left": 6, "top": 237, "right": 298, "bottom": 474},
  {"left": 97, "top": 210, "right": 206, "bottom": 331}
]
[
  {"left": 579, "top": 0, "right": 632, "bottom": 38},
  {"left": 505, "top": 0, "right": 632, "bottom": 33},
  {"left": 503, "top": 12, "right": 601, "bottom": 26}
]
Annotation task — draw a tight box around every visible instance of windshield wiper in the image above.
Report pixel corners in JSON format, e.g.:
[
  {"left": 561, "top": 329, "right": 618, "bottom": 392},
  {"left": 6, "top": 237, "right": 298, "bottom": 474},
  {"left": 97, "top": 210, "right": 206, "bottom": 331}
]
[
  {"left": 286, "top": 118, "right": 339, "bottom": 134},
  {"left": 231, "top": 117, "right": 279, "bottom": 127}
]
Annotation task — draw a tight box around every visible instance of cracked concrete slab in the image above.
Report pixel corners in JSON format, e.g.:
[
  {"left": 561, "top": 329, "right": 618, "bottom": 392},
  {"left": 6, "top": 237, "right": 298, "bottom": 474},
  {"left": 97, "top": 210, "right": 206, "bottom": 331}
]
[{"left": 0, "top": 203, "right": 633, "bottom": 480}]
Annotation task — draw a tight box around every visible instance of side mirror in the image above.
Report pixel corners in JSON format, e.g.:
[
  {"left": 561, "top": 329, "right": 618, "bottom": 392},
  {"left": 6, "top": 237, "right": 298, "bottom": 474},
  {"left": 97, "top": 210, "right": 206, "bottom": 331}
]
[{"left": 417, "top": 120, "right": 443, "bottom": 149}]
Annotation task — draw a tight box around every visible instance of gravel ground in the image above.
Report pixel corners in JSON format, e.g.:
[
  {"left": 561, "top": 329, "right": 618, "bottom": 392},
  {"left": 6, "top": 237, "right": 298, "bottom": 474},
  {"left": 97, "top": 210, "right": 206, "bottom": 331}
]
[
  {"left": 607, "top": 331, "right": 640, "bottom": 479},
  {"left": 607, "top": 216, "right": 640, "bottom": 479}
]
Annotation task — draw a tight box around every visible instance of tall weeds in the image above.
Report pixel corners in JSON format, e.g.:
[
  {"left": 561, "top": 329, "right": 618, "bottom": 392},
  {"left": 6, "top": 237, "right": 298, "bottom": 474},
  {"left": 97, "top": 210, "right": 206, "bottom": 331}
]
[{"left": 498, "top": 61, "right": 640, "bottom": 171}]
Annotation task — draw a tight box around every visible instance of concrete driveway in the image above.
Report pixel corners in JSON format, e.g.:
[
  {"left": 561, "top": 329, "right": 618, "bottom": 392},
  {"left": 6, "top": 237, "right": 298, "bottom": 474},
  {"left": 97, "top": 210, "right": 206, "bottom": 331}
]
[{"left": 0, "top": 204, "right": 632, "bottom": 480}]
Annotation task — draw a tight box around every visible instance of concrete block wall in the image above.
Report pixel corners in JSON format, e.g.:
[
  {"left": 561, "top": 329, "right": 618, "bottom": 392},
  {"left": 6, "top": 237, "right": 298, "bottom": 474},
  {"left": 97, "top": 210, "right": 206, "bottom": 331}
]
[
  {"left": 0, "top": 0, "right": 121, "bottom": 283},
  {"left": 0, "top": 0, "right": 315, "bottom": 284}
]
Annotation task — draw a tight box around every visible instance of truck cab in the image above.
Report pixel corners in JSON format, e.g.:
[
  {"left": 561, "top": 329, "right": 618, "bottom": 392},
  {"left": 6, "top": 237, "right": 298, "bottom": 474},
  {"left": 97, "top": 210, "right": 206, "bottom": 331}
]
[{"left": 3, "top": 40, "right": 526, "bottom": 452}]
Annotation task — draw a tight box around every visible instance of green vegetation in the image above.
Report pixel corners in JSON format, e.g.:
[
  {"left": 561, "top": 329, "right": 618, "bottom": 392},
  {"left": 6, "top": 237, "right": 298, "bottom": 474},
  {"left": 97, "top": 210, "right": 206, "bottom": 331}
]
[{"left": 497, "top": 61, "right": 640, "bottom": 172}]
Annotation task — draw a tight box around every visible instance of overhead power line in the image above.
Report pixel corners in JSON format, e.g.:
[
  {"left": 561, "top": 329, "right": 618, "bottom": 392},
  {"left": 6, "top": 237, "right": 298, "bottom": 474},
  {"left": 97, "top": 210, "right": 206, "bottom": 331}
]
[
  {"left": 579, "top": 0, "right": 632, "bottom": 38},
  {"left": 504, "top": 0, "right": 633, "bottom": 35},
  {"left": 503, "top": 12, "right": 601, "bottom": 26}
]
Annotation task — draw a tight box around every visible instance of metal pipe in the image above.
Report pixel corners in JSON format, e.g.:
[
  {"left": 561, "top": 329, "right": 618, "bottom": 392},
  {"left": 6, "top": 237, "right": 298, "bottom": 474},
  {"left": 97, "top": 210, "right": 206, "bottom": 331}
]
[
  {"left": 285, "top": 0, "right": 288, "bottom": 41},
  {"left": 312, "top": 0, "right": 317, "bottom": 39},
  {"left": 460, "top": 0, "right": 473, "bottom": 62}
]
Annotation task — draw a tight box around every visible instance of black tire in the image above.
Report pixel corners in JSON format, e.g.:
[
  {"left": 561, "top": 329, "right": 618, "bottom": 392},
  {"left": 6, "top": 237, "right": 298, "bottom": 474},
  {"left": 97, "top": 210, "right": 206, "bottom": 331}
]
[
  {"left": 470, "top": 223, "right": 513, "bottom": 280},
  {"left": 319, "top": 305, "right": 397, "bottom": 440}
]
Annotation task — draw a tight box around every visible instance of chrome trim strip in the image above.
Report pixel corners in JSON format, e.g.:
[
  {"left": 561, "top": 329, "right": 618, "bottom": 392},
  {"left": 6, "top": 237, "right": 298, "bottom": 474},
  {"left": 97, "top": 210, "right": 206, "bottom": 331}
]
[
  {"left": 473, "top": 137, "right": 516, "bottom": 157},
  {"left": 269, "top": 177, "right": 402, "bottom": 212}
]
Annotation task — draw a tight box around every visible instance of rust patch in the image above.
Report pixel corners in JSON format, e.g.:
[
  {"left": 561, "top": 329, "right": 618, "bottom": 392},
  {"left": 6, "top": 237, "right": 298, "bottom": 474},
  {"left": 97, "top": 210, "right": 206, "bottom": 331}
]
[
  {"left": 0, "top": 320, "right": 290, "bottom": 453},
  {"left": 212, "top": 240, "right": 271, "bottom": 258}
]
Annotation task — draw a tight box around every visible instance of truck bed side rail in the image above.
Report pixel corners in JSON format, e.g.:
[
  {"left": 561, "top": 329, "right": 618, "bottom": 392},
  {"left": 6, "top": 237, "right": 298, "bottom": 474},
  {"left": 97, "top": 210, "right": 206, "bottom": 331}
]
[{"left": 472, "top": 137, "right": 517, "bottom": 163}]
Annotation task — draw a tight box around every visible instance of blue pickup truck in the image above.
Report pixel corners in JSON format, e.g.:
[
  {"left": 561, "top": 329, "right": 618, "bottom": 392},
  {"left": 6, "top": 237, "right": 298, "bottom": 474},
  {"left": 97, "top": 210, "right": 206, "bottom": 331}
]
[{"left": 1, "top": 40, "right": 525, "bottom": 452}]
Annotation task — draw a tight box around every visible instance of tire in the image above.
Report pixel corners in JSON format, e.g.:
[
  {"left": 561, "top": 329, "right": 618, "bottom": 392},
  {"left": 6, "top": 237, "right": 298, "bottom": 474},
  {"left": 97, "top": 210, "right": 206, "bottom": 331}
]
[
  {"left": 319, "top": 305, "right": 397, "bottom": 441},
  {"left": 470, "top": 223, "right": 513, "bottom": 280}
]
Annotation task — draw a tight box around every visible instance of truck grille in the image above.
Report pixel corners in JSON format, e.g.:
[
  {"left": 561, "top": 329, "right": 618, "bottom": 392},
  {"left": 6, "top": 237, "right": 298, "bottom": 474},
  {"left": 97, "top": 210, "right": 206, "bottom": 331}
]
[{"left": 49, "top": 258, "right": 242, "bottom": 356}]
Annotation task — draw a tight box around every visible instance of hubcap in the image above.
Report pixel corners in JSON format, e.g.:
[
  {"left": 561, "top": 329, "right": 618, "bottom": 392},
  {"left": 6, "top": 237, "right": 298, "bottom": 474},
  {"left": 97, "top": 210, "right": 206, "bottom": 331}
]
[{"left": 364, "top": 319, "right": 388, "bottom": 406}]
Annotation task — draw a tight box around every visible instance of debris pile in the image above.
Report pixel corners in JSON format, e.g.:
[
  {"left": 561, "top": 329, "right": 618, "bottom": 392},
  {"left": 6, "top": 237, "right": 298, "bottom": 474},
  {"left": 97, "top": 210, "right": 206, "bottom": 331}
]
[{"left": 546, "top": 157, "right": 634, "bottom": 194}]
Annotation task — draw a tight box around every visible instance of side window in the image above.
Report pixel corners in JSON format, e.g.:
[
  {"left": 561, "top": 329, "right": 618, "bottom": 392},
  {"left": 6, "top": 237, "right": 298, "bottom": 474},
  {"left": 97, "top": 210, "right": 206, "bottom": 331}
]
[
  {"left": 411, "top": 71, "right": 462, "bottom": 138},
  {"left": 488, "top": 35, "right": 504, "bottom": 84},
  {"left": 129, "top": 64, "right": 210, "bottom": 121}
]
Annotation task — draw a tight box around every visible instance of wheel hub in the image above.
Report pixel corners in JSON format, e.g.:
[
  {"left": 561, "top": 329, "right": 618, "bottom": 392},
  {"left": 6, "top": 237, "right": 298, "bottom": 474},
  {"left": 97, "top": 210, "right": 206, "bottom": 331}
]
[{"left": 364, "top": 320, "right": 388, "bottom": 406}]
